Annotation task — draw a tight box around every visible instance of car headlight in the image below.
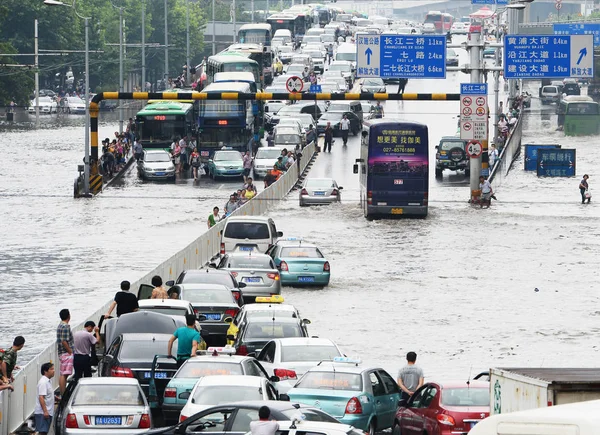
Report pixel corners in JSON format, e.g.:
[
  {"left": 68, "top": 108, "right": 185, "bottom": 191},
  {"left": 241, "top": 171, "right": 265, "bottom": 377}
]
[{"left": 145, "top": 167, "right": 154, "bottom": 172}]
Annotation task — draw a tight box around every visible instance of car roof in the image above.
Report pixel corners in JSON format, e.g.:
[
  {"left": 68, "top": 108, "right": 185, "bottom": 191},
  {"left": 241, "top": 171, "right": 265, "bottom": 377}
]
[
  {"left": 275, "top": 337, "right": 336, "bottom": 347},
  {"left": 184, "top": 268, "right": 233, "bottom": 276},
  {"left": 274, "top": 240, "right": 318, "bottom": 248},
  {"left": 440, "top": 136, "right": 465, "bottom": 141},
  {"left": 182, "top": 354, "right": 248, "bottom": 363},
  {"left": 431, "top": 380, "right": 490, "bottom": 389},
  {"left": 225, "top": 400, "right": 319, "bottom": 410},
  {"left": 120, "top": 332, "right": 173, "bottom": 341},
  {"left": 225, "top": 252, "right": 273, "bottom": 259},
  {"left": 225, "top": 216, "right": 272, "bottom": 223},
  {"left": 177, "top": 283, "right": 231, "bottom": 291},
  {"left": 145, "top": 149, "right": 169, "bottom": 154},
  {"left": 306, "top": 363, "right": 369, "bottom": 374},
  {"left": 243, "top": 303, "right": 296, "bottom": 312},
  {"left": 197, "top": 375, "right": 265, "bottom": 386},
  {"left": 246, "top": 317, "right": 302, "bottom": 325},
  {"left": 76, "top": 377, "right": 141, "bottom": 386},
  {"left": 138, "top": 299, "right": 191, "bottom": 308}
]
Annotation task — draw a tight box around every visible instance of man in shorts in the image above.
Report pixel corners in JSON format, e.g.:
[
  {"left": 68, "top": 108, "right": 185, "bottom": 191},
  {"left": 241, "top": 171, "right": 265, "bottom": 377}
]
[
  {"left": 35, "top": 362, "right": 55, "bottom": 435},
  {"left": 56, "top": 308, "right": 74, "bottom": 395}
]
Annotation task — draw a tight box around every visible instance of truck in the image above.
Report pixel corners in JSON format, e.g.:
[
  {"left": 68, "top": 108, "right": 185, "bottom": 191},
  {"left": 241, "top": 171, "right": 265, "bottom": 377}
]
[
  {"left": 490, "top": 368, "right": 600, "bottom": 415},
  {"left": 470, "top": 399, "right": 600, "bottom": 435}
]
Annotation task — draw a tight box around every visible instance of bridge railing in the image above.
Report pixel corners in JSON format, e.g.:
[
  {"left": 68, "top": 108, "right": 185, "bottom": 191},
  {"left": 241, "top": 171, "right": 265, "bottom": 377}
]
[
  {"left": 489, "top": 107, "right": 523, "bottom": 187},
  {"left": 0, "top": 141, "right": 316, "bottom": 435}
]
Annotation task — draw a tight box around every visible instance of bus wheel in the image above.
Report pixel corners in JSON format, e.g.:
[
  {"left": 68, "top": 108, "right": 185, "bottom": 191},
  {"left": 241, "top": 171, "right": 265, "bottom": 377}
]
[{"left": 435, "top": 168, "right": 443, "bottom": 179}]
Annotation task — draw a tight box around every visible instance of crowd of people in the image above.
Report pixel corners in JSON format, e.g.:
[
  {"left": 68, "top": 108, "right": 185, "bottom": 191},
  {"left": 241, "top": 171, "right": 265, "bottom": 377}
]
[{"left": 100, "top": 118, "right": 137, "bottom": 177}]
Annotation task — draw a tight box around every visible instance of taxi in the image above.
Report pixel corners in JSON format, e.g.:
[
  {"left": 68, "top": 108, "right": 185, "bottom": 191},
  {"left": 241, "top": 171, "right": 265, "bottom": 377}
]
[
  {"left": 161, "top": 347, "right": 272, "bottom": 425},
  {"left": 207, "top": 149, "right": 245, "bottom": 180},
  {"left": 285, "top": 358, "right": 402, "bottom": 435},
  {"left": 266, "top": 238, "right": 330, "bottom": 286}
]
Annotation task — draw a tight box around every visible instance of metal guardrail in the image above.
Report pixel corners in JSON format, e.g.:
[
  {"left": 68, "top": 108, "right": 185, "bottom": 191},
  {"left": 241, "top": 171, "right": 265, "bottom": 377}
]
[
  {"left": 0, "top": 140, "right": 316, "bottom": 435},
  {"left": 489, "top": 108, "right": 523, "bottom": 187}
]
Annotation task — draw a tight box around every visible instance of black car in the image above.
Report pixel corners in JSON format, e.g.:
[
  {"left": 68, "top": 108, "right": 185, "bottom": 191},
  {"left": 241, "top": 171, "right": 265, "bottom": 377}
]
[
  {"left": 232, "top": 317, "right": 309, "bottom": 356},
  {"left": 146, "top": 400, "right": 340, "bottom": 435},
  {"left": 563, "top": 82, "right": 581, "bottom": 96},
  {"left": 170, "top": 283, "right": 242, "bottom": 346},
  {"left": 360, "top": 78, "right": 386, "bottom": 93},
  {"left": 435, "top": 136, "right": 469, "bottom": 178},
  {"left": 169, "top": 269, "right": 246, "bottom": 306},
  {"left": 317, "top": 111, "right": 362, "bottom": 136},
  {"left": 98, "top": 333, "right": 178, "bottom": 402}
]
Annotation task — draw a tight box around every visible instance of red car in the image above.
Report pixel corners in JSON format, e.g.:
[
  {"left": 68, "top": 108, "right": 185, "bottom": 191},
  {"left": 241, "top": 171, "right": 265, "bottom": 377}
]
[{"left": 392, "top": 380, "right": 490, "bottom": 435}]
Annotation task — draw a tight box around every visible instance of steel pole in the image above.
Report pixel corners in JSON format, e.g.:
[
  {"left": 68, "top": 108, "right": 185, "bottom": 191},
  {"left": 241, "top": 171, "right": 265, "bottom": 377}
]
[
  {"left": 142, "top": 0, "right": 146, "bottom": 90},
  {"left": 251, "top": 0, "right": 255, "bottom": 22},
  {"left": 119, "top": 6, "right": 124, "bottom": 133},
  {"left": 493, "top": 10, "right": 501, "bottom": 137},
  {"left": 186, "top": 0, "right": 190, "bottom": 85},
  {"left": 34, "top": 19, "right": 40, "bottom": 128},
  {"left": 508, "top": 7, "right": 518, "bottom": 101},
  {"left": 84, "top": 17, "right": 90, "bottom": 196},
  {"left": 212, "top": 0, "right": 216, "bottom": 55},
  {"left": 266, "top": 0, "right": 270, "bottom": 20},
  {"left": 165, "top": 0, "right": 169, "bottom": 85},
  {"left": 232, "top": 0, "right": 236, "bottom": 44},
  {"left": 469, "top": 31, "right": 482, "bottom": 194}
]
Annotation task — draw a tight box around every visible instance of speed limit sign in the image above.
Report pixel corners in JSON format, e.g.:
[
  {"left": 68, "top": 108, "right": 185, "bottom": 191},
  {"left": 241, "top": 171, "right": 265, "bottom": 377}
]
[{"left": 466, "top": 140, "right": 483, "bottom": 158}]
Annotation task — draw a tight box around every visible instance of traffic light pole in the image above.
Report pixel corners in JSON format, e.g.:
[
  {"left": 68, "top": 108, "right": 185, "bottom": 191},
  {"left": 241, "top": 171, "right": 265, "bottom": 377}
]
[{"left": 468, "top": 32, "right": 484, "bottom": 195}]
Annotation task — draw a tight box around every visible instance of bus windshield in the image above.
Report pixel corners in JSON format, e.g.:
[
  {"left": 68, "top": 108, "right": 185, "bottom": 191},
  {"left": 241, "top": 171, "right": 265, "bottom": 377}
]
[
  {"left": 239, "top": 29, "right": 271, "bottom": 45},
  {"left": 200, "top": 101, "right": 245, "bottom": 117},
  {"left": 137, "top": 116, "right": 186, "bottom": 141},
  {"left": 566, "top": 103, "right": 599, "bottom": 115}
]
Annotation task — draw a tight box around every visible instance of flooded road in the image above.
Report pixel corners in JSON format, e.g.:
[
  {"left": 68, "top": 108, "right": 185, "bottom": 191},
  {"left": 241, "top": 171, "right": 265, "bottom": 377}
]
[{"left": 2, "top": 43, "right": 599, "bottom": 383}]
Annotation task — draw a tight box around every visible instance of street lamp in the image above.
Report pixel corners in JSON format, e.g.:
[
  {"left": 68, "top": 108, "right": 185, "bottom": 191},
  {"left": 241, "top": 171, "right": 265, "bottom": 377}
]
[
  {"left": 110, "top": 1, "right": 125, "bottom": 133},
  {"left": 44, "top": 0, "right": 92, "bottom": 197}
]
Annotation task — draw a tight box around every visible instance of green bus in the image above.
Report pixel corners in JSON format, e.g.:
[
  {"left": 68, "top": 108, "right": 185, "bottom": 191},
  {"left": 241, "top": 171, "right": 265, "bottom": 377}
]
[
  {"left": 135, "top": 101, "right": 197, "bottom": 149},
  {"left": 557, "top": 96, "right": 600, "bottom": 136}
]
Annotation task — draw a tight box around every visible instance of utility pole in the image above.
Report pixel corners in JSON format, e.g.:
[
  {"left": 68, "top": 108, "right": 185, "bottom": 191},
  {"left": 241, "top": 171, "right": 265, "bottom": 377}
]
[
  {"left": 251, "top": 0, "right": 255, "bottom": 22},
  {"left": 164, "top": 0, "right": 169, "bottom": 85},
  {"left": 186, "top": 0, "right": 190, "bottom": 85},
  {"left": 468, "top": 31, "right": 484, "bottom": 195},
  {"left": 142, "top": 0, "right": 146, "bottom": 91},
  {"left": 266, "top": 0, "right": 270, "bottom": 20},
  {"left": 232, "top": 0, "right": 236, "bottom": 44},
  {"left": 34, "top": 19, "right": 40, "bottom": 128},
  {"left": 212, "top": 0, "right": 216, "bottom": 55},
  {"left": 119, "top": 6, "right": 124, "bottom": 133},
  {"left": 508, "top": 7, "right": 518, "bottom": 101}
]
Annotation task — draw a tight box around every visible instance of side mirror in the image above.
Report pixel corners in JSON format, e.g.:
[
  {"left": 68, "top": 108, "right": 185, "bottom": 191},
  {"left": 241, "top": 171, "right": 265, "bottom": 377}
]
[
  {"left": 435, "top": 145, "right": 439, "bottom": 150},
  {"left": 277, "top": 231, "right": 284, "bottom": 237},
  {"left": 279, "top": 393, "right": 291, "bottom": 401},
  {"left": 270, "top": 375, "right": 280, "bottom": 383},
  {"left": 353, "top": 164, "right": 358, "bottom": 174},
  {"left": 238, "top": 282, "right": 247, "bottom": 289},
  {"left": 302, "top": 318, "right": 311, "bottom": 325},
  {"left": 165, "top": 280, "right": 175, "bottom": 287},
  {"left": 246, "top": 352, "right": 256, "bottom": 358},
  {"left": 208, "top": 262, "right": 217, "bottom": 269},
  {"left": 180, "top": 391, "right": 191, "bottom": 400},
  {"left": 338, "top": 186, "right": 343, "bottom": 190},
  {"left": 226, "top": 334, "right": 235, "bottom": 341}
]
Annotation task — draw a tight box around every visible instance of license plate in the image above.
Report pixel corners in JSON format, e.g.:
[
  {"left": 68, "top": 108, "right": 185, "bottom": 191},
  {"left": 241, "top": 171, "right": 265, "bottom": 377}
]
[
  {"left": 391, "top": 208, "right": 403, "bottom": 215},
  {"left": 245, "top": 277, "right": 261, "bottom": 283},
  {"left": 144, "top": 371, "right": 168, "bottom": 379},
  {"left": 238, "top": 246, "right": 253, "bottom": 251},
  {"left": 203, "top": 313, "right": 221, "bottom": 320},
  {"left": 155, "top": 172, "right": 165, "bottom": 176},
  {"left": 95, "top": 416, "right": 122, "bottom": 425},
  {"left": 314, "top": 191, "right": 325, "bottom": 196},
  {"left": 298, "top": 276, "right": 315, "bottom": 283}
]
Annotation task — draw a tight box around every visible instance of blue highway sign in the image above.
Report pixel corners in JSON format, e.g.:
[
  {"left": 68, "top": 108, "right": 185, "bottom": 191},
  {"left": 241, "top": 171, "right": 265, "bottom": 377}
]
[
  {"left": 460, "top": 83, "right": 488, "bottom": 95},
  {"left": 309, "top": 84, "right": 322, "bottom": 93},
  {"left": 356, "top": 34, "right": 446, "bottom": 79},
  {"left": 537, "top": 149, "right": 576, "bottom": 177},
  {"left": 504, "top": 34, "right": 594, "bottom": 79},
  {"left": 472, "top": 0, "right": 506, "bottom": 4},
  {"left": 554, "top": 23, "right": 600, "bottom": 46}
]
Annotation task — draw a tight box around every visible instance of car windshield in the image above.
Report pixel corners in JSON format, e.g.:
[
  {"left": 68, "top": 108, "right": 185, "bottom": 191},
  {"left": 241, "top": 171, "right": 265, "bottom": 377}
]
[
  {"left": 244, "top": 322, "right": 303, "bottom": 339},
  {"left": 193, "top": 385, "right": 263, "bottom": 404},
  {"left": 321, "top": 85, "right": 338, "bottom": 93},
  {"left": 274, "top": 134, "right": 300, "bottom": 144},
  {"left": 145, "top": 153, "right": 171, "bottom": 162},
  {"left": 181, "top": 288, "right": 234, "bottom": 304},
  {"left": 278, "top": 46, "right": 293, "bottom": 53},
  {"left": 321, "top": 35, "right": 335, "bottom": 43},
  {"left": 119, "top": 338, "right": 171, "bottom": 361},
  {"left": 281, "top": 345, "right": 341, "bottom": 362},
  {"left": 329, "top": 64, "right": 350, "bottom": 72},
  {"left": 305, "top": 179, "right": 335, "bottom": 188},
  {"left": 226, "top": 256, "right": 273, "bottom": 269},
  {"left": 176, "top": 361, "right": 243, "bottom": 378},
  {"left": 280, "top": 247, "right": 323, "bottom": 258},
  {"left": 440, "top": 141, "right": 465, "bottom": 151},
  {"left": 441, "top": 388, "right": 490, "bottom": 406},
  {"left": 38, "top": 97, "right": 53, "bottom": 103},
  {"left": 447, "top": 48, "right": 457, "bottom": 56},
  {"left": 224, "top": 222, "right": 270, "bottom": 239},
  {"left": 214, "top": 151, "right": 242, "bottom": 162},
  {"left": 277, "top": 106, "right": 302, "bottom": 115},
  {"left": 363, "top": 79, "right": 384, "bottom": 86},
  {"left": 287, "top": 65, "right": 305, "bottom": 74},
  {"left": 295, "top": 371, "right": 362, "bottom": 391},
  {"left": 545, "top": 87, "right": 557, "bottom": 93},
  {"left": 68, "top": 98, "right": 83, "bottom": 103},
  {"left": 336, "top": 52, "right": 356, "bottom": 62},
  {"left": 327, "top": 103, "right": 350, "bottom": 111},
  {"left": 180, "top": 273, "right": 234, "bottom": 286},
  {"left": 256, "top": 149, "right": 285, "bottom": 159},
  {"left": 320, "top": 113, "right": 343, "bottom": 122},
  {"left": 138, "top": 307, "right": 188, "bottom": 316},
  {"left": 280, "top": 408, "right": 339, "bottom": 423},
  {"left": 72, "top": 385, "right": 144, "bottom": 406}
]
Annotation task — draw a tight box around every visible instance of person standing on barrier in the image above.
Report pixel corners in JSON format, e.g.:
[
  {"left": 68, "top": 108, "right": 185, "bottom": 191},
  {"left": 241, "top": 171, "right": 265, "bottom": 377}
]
[
  {"left": 324, "top": 122, "right": 333, "bottom": 153},
  {"left": 295, "top": 144, "right": 303, "bottom": 175},
  {"left": 73, "top": 321, "right": 99, "bottom": 380},
  {"left": 34, "top": 362, "right": 55, "bottom": 435},
  {"left": 56, "top": 309, "right": 74, "bottom": 395},
  {"left": 0, "top": 336, "right": 25, "bottom": 384},
  {"left": 105, "top": 280, "right": 139, "bottom": 318},
  {"left": 208, "top": 207, "right": 220, "bottom": 228},
  {"left": 133, "top": 137, "right": 143, "bottom": 161}
]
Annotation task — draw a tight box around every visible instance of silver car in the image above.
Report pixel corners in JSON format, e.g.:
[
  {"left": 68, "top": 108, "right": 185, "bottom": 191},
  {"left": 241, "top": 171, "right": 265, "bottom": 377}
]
[
  {"left": 137, "top": 149, "right": 176, "bottom": 181},
  {"left": 217, "top": 252, "right": 281, "bottom": 302},
  {"left": 253, "top": 147, "right": 286, "bottom": 179},
  {"left": 61, "top": 377, "right": 152, "bottom": 434},
  {"left": 299, "top": 178, "right": 343, "bottom": 206}
]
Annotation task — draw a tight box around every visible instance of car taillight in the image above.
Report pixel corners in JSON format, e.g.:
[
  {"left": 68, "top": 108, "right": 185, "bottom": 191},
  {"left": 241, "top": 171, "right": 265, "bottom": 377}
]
[
  {"left": 164, "top": 388, "right": 177, "bottom": 398},
  {"left": 331, "top": 189, "right": 338, "bottom": 196},
  {"left": 237, "top": 345, "right": 248, "bottom": 355},
  {"left": 194, "top": 308, "right": 199, "bottom": 315},
  {"left": 367, "top": 191, "right": 372, "bottom": 205},
  {"left": 437, "top": 414, "right": 455, "bottom": 426},
  {"left": 180, "top": 415, "right": 188, "bottom": 423},
  {"left": 220, "top": 243, "right": 225, "bottom": 255},
  {"left": 279, "top": 261, "right": 289, "bottom": 271},
  {"left": 301, "top": 188, "right": 308, "bottom": 195},
  {"left": 267, "top": 272, "right": 280, "bottom": 280},
  {"left": 345, "top": 397, "right": 363, "bottom": 414},
  {"left": 139, "top": 414, "right": 151, "bottom": 429},
  {"left": 110, "top": 366, "right": 134, "bottom": 377},
  {"left": 83, "top": 415, "right": 91, "bottom": 425},
  {"left": 423, "top": 191, "right": 428, "bottom": 206},
  {"left": 230, "top": 271, "right": 238, "bottom": 278},
  {"left": 231, "top": 290, "right": 241, "bottom": 301},
  {"left": 225, "top": 308, "right": 239, "bottom": 318},
  {"left": 323, "top": 261, "right": 330, "bottom": 272},
  {"left": 274, "top": 368, "right": 297, "bottom": 380},
  {"left": 66, "top": 414, "right": 79, "bottom": 429}
]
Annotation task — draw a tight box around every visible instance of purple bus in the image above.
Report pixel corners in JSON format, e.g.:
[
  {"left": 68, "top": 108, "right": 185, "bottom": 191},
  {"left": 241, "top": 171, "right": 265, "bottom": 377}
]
[{"left": 354, "top": 120, "right": 429, "bottom": 218}]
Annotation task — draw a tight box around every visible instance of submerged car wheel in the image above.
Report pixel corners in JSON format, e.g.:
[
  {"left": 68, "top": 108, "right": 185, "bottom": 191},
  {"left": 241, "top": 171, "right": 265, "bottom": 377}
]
[
  {"left": 368, "top": 420, "right": 376, "bottom": 435},
  {"left": 392, "top": 422, "right": 401, "bottom": 435},
  {"left": 435, "top": 167, "right": 443, "bottom": 179}
]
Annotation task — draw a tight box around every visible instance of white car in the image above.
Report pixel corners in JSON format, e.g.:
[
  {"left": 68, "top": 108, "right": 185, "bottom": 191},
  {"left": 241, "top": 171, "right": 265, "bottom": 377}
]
[
  {"left": 61, "top": 96, "right": 86, "bottom": 114},
  {"left": 253, "top": 147, "right": 286, "bottom": 179},
  {"left": 180, "top": 375, "right": 279, "bottom": 420},
  {"left": 254, "top": 337, "right": 344, "bottom": 393},
  {"left": 137, "top": 299, "right": 202, "bottom": 330},
  {"left": 28, "top": 96, "right": 58, "bottom": 114},
  {"left": 451, "top": 22, "right": 467, "bottom": 34},
  {"left": 245, "top": 421, "right": 365, "bottom": 435},
  {"left": 422, "top": 22, "right": 436, "bottom": 34}
]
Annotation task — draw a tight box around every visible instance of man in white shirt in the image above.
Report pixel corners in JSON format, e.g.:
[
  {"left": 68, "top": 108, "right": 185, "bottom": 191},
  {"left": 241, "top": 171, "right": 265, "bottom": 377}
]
[
  {"left": 34, "top": 362, "right": 55, "bottom": 435},
  {"left": 250, "top": 406, "right": 279, "bottom": 435},
  {"left": 340, "top": 114, "right": 351, "bottom": 146},
  {"left": 488, "top": 144, "right": 499, "bottom": 170}
]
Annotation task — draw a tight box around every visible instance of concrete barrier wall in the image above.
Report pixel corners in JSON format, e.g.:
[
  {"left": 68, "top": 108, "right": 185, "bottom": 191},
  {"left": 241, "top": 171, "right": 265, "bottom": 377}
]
[
  {"left": 489, "top": 112, "right": 523, "bottom": 188},
  {"left": 0, "top": 142, "right": 316, "bottom": 435}
]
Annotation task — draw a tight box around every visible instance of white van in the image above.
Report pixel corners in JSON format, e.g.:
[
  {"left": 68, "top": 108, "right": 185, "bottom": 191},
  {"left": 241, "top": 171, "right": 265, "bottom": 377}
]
[
  {"left": 335, "top": 43, "right": 357, "bottom": 71},
  {"left": 470, "top": 400, "right": 600, "bottom": 435},
  {"left": 220, "top": 216, "right": 283, "bottom": 254},
  {"left": 273, "top": 29, "right": 293, "bottom": 44}
]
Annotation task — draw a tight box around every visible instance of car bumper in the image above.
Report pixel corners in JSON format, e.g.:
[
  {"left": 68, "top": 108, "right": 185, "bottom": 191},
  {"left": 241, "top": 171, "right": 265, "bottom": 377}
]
[
  {"left": 437, "top": 161, "right": 468, "bottom": 170},
  {"left": 64, "top": 429, "right": 151, "bottom": 435},
  {"left": 240, "top": 282, "right": 282, "bottom": 299},
  {"left": 253, "top": 167, "right": 270, "bottom": 177},
  {"left": 214, "top": 169, "right": 244, "bottom": 177},
  {"left": 446, "top": 60, "right": 459, "bottom": 66},
  {"left": 143, "top": 171, "right": 176, "bottom": 180},
  {"left": 299, "top": 194, "right": 339, "bottom": 205},
  {"left": 281, "top": 271, "right": 330, "bottom": 286},
  {"left": 367, "top": 205, "right": 427, "bottom": 217},
  {"left": 162, "top": 403, "right": 184, "bottom": 423},
  {"left": 338, "top": 414, "right": 371, "bottom": 431}
]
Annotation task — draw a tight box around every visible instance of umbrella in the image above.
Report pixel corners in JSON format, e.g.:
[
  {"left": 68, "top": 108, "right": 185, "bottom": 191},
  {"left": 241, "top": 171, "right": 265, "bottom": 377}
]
[{"left": 470, "top": 6, "right": 495, "bottom": 19}]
